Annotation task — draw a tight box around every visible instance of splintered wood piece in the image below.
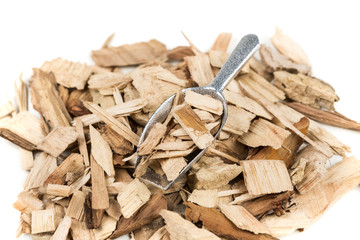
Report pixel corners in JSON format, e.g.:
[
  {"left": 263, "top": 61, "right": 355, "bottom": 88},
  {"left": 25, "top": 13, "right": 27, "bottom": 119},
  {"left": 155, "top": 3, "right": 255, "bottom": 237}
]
[
  {"left": 30, "top": 68, "right": 71, "bottom": 129},
  {"left": 84, "top": 193, "right": 104, "bottom": 229},
  {"left": 149, "top": 226, "right": 167, "bottom": 240},
  {"left": 137, "top": 65, "right": 189, "bottom": 87},
  {"left": 66, "top": 190, "right": 86, "bottom": 220},
  {"left": 37, "top": 126, "right": 78, "bottom": 157},
  {"left": 188, "top": 186, "right": 232, "bottom": 208},
  {"left": 138, "top": 123, "right": 167, "bottom": 155},
  {"left": 209, "top": 50, "right": 229, "bottom": 68},
  {"left": 117, "top": 178, "right": 151, "bottom": 218},
  {"left": 91, "top": 39, "right": 166, "bottom": 67},
  {"left": 193, "top": 109, "right": 215, "bottom": 123},
  {"left": 160, "top": 209, "right": 221, "bottom": 240},
  {"left": 41, "top": 58, "right": 93, "bottom": 90},
  {"left": 15, "top": 76, "right": 28, "bottom": 112},
  {"left": 261, "top": 156, "right": 360, "bottom": 237},
  {"left": 237, "top": 118, "right": 290, "bottom": 149},
  {"left": 211, "top": 32, "right": 232, "bottom": 52},
  {"left": 88, "top": 72, "right": 130, "bottom": 89},
  {"left": 149, "top": 146, "right": 196, "bottom": 159},
  {"left": 0, "top": 111, "right": 45, "bottom": 150},
  {"left": 31, "top": 209, "right": 56, "bottom": 234},
  {"left": 91, "top": 215, "right": 117, "bottom": 240},
  {"left": 219, "top": 204, "right": 270, "bottom": 234},
  {"left": 74, "top": 119, "right": 89, "bottom": 166},
  {"left": 159, "top": 157, "right": 187, "bottom": 181},
  {"left": 184, "top": 53, "right": 214, "bottom": 87},
  {"left": 46, "top": 184, "right": 72, "bottom": 197},
  {"left": 66, "top": 89, "right": 92, "bottom": 117},
  {"left": 45, "top": 153, "right": 84, "bottom": 185},
  {"left": 155, "top": 141, "right": 194, "bottom": 151},
  {"left": 100, "top": 125, "right": 133, "bottom": 155},
  {"left": 91, "top": 155, "right": 109, "bottom": 209},
  {"left": 83, "top": 101, "right": 139, "bottom": 145},
  {"left": 20, "top": 149, "right": 33, "bottom": 172},
  {"left": 248, "top": 57, "right": 273, "bottom": 81},
  {"left": 250, "top": 117, "right": 309, "bottom": 167},
  {"left": 167, "top": 46, "right": 195, "bottom": 60},
  {"left": 106, "top": 198, "right": 122, "bottom": 220},
  {"left": 110, "top": 193, "right": 167, "bottom": 239},
  {"left": 223, "top": 105, "right": 255, "bottom": 135},
  {"left": 78, "top": 98, "right": 146, "bottom": 126},
  {"left": 273, "top": 71, "right": 339, "bottom": 110},
  {"left": 24, "top": 153, "right": 57, "bottom": 191},
  {"left": 13, "top": 191, "right": 43, "bottom": 213},
  {"left": 189, "top": 156, "right": 242, "bottom": 190},
  {"left": 223, "top": 90, "right": 272, "bottom": 120},
  {"left": 172, "top": 104, "right": 214, "bottom": 149},
  {"left": 271, "top": 27, "right": 311, "bottom": 67},
  {"left": 90, "top": 125, "right": 114, "bottom": 177},
  {"left": 68, "top": 168, "right": 91, "bottom": 195},
  {"left": 185, "top": 202, "right": 278, "bottom": 240},
  {"left": 241, "top": 160, "right": 293, "bottom": 195},
  {"left": 184, "top": 90, "right": 223, "bottom": 115},
  {"left": 285, "top": 101, "right": 360, "bottom": 130},
  {"left": 51, "top": 215, "right": 72, "bottom": 240},
  {"left": 0, "top": 100, "right": 14, "bottom": 118},
  {"left": 70, "top": 219, "right": 94, "bottom": 240},
  {"left": 259, "top": 44, "right": 311, "bottom": 74}
]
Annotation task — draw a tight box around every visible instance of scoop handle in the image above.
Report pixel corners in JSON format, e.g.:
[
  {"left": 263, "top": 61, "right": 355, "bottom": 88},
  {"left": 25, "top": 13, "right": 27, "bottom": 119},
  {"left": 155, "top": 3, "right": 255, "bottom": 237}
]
[{"left": 209, "top": 34, "right": 260, "bottom": 92}]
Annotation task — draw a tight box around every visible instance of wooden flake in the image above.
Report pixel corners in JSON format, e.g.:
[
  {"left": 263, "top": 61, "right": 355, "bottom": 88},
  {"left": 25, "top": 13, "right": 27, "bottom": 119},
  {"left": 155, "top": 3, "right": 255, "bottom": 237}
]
[
  {"left": 149, "top": 226, "right": 167, "bottom": 240},
  {"left": 172, "top": 104, "right": 214, "bottom": 149},
  {"left": 211, "top": 32, "right": 232, "bottom": 52},
  {"left": 89, "top": 125, "right": 114, "bottom": 177},
  {"left": 193, "top": 109, "right": 214, "bottom": 123},
  {"left": 271, "top": 27, "right": 311, "bottom": 67},
  {"left": 91, "top": 155, "right": 109, "bottom": 209},
  {"left": 0, "top": 111, "right": 46, "bottom": 150},
  {"left": 159, "top": 157, "right": 187, "bottom": 181},
  {"left": 74, "top": 119, "right": 89, "bottom": 166},
  {"left": 237, "top": 118, "right": 290, "bottom": 149},
  {"left": 15, "top": 75, "right": 28, "bottom": 112},
  {"left": 209, "top": 50, "right": 229, "bottom": 68},
  {"left": 45, "top": 153, "right": 84, "bottom": 185},
  {"left": 149, "top": 146, "right": 196, "bottom": 160},
  {"left": 41, "top": 57, "right": 93, "bottom": 89},
  {"left": 51, "top": 215, "right": 71, "bottom": 240},
  {"left": 110, "top": 193, "right": 167, "bottom": 239},
  {"left": 70, "top": 219, "right": 94, "bottom": 240},
  {"left": 13, "top": 191, "right": 43, "bottom": 213},
  {"left": 220, "top": 204, "right": 270, "bottom": 234},
  {"left": 248, "top": 57, "right": 273, "bottom": 81},
  {"left": 155, "top": 141, "right": 194, "bottom": 151},
  {"left": 106, "top": 197, "right": 122, "bottom": 220},
  {"left": 66, "top": 89, "right": 92, "bottom": 117},
  {"left": 31, "top": 209, "right": 56, "bottom": 234},
  {"left": 83, "top": 101, "right": 139, "bottom": 145},
  {"left": 138, "top": 123, "right": 167, "bottom": 155},
  {"left": 138, "top": 65, "right": 189, "bottom": 87},
  {"left": 261, "top": 156, "right": 360, "bottom": 236},
  {"left": 0, "top": 100, "right": 14, "bottom": 119},
  {"left": 24, "top": 153, "right": 57, "bottom": 191},
  {"left": 46, "top": 184, "right": 72, "bottom": 197},
  {"left": 37, "top": 126, "right": 78, "bottom": 157},
  {"left": 185, "top": 53, "right": 214, "bottom": 87},
  {"left": 273, "top": 71, "right": 339, "bottom": 110},
  {"left": 188, "top": 156, "right": 242, "bottom": 190},
  {"left": 117, "top": 178, "right": 151, "bottom": 218},
  {"left": 223, "top": 105, "right": 255, "bottom": 135},
  {"left": 160, "top": 209, "right": 221, "bottom": 240},
  {"left": 188, "top": 186, "right": 232, "bottom": 208},
  {"left": 20, "top": 148, "right": 34, "bottom": 171},
  {"left": 259, "top": 44, "right": 311, "bottom": 74},
  {"left": 167, "top": 46, "right": 195, "bottom": 60},
  {"left": 184, "top": 90, "right": 223, "bottom": 115},
  {"left": 99, "top": 125, "right": 133, "bottom": 156},
  {"left": 91, "top": 215, "right": 117, "bottom": 240},
  {"left": 230, "top": 193, "right": 263, "bottom": 205},
  {"left": 66, "top": 190, "right": 86, "bottom": 220},
  {"left": 88, "top": 72, "right": 131, "bottom": 89},
  {"left": 84, "top": 193, "right": 105, "bottom": 229},
  {"left": 92, "top": 39, "right": 167, "bottom": 67},
  {"left": 30, "top": 68, "right": 72, "bottom": 129},
  {"left": 241, "top": 160, "right": 293, "bottom": 195},
  {"left": 90, "top": 89, "right": 115, "bottom": 108}
]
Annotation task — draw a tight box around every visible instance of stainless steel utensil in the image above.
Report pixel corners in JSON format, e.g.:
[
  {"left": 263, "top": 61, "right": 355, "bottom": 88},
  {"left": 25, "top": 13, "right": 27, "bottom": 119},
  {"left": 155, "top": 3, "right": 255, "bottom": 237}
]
[{"left": 135, "top": 34, "right": 260, "bottom": 190}]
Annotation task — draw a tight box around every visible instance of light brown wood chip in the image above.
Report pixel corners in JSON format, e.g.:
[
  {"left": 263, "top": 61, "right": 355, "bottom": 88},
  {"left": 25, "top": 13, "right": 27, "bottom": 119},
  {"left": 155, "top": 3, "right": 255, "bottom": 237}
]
[
  {"left": 188, "top": 186, "right": 232, "bottom": 208},
  {"left": 241, "top": 160, "right": 293, "bottom": 195},
  {"left": 46, "top": 184, "right": 72, "bottom": 197},
  {"left": 13, "top": 191, "right": 43, "bottom": 213},
  {"left": 159, "top": 157, "right": 187, "bottom": 181},
  {"left": 74, "top": 119, "right": 89, "bottom": 166},
  {"left": 31, "top": 209, "right": 56, "bottom": 234},
  {"left": 91, "top": 154, "right": 109, "bottom": 209},
  {"left": 70, "top": 219, "right": 94, "bottom": 240},
  {"left": 0, "top": 100, "right": 15, "bottom": 118},
  {"left": 41, "top": 57, "right": 93, "bottom": 90},
  {"left": 50, "top": 215, "right": 71, "bottom": 240},
  {"left": 237, "top": 118, "right": 290, "bottom": 149},
  {"left": 223, "top": 105, "right": 255, "bottom": 135},
  {"left": 211, "top": 32, "right": 232, "bottom": 52},
  {"left": 66, "top": 190, "right": 86, "bottom": 220},
  {"left": 137, "top": 65, "right": 189, "bottom": 87},
  {"left": 88, "top": 72, "right": 130, "bottom": 89},
  {"left": 91, "top": 39, "right": 167, "bottom": 67},
  {"left": 138, "top": 122, "right": 167, "bottom": 155},
  {"left": 184, "top": 53, "right": 214, "bottom": 87},
  {"left": 91, "top": 215, "right": 117, "bottom": 240},
  {"left": 184, "top": 90, "right": 223, "bottom": 115}
]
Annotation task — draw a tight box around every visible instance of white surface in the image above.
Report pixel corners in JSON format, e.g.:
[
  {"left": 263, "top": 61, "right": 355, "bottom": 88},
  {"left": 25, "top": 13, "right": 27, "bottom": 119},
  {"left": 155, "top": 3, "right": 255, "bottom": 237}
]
[{"left": 1, "top": 0, "right": 360, "bottom": 239}]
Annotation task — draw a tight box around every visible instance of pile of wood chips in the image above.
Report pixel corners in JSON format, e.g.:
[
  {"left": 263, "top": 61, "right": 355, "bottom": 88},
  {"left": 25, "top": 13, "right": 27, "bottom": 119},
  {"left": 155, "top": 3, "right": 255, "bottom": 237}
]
[{"left": 1, "top": 28, "right": 360, "bottom": 240}]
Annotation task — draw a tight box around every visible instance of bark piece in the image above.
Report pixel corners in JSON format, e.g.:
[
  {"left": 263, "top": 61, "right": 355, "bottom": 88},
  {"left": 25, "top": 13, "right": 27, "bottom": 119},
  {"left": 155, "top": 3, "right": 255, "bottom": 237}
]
[
  {"left": 160, "top": 209, "right": 221, "bottom": 240},
  {"left": 273, "top": 71, "right": 339, "bottom": 110},
  {"left": 271, "top": 27, "right": 311, "bottom": 67},
  {"left": 185, "top": 202, "right": 277, "bottom": 240},
  {"left": 41, "top": 57, "right": 93, "bottom": 89},
  {"left": 91, "top": 215, "right": 117, "bottom": 240},
  {"left": 172, "top": 104, "right": 214, "bottom": 149},
  {"left": 84, "top": 193, "right": 104, "bottom": 229},
  {"left": 237, "top": 118, "right": 290, "bottom": 149},
  {"left": 66, "top": 190, "right": 86, "bottom": 220},
  {"left": 117, "top": 178, "right": 151, "bottom": 218},
  {"left": 159, "top": 157, "right": 187, "bottom": 181},
  {"left": 30, "top": 68, "right": 71, "bottom": 129},
  {"left": 185, "top": 53, "right": 214, "bottom": 87},
  {"left": 220, "top": 204, "right": 270, "bottom": 234},
  {"left": 0, "top": 111, "right": 46, "bottom": 150},
  {"left": 46, "top": 184, "right": 72, "bottom": 197},
  {"left": 184, "top": 90, "right": 223, "bottom": 115},
  {"left": 51, "top": 215, "right": 71, "bottom": 240},
  {"left": 223, "top": 105, "right": 255, "bottom": 135},
  {"left": 261, "top": 156, "right": 360, "bottom": 236},
  {"left": 241, "top": 160, "right": 293, "bottom": 195},
  {"left": 138, "top": 123, "right": 167, "bottom": 155},
  {"left": 31, "top": 209, "right": 56, "bottom": 234},
  {"left": 37, "top": 126, "right": 78, "bottom": 157},
  {"left": 91, "top": 155, "right": 109, "bottom": 209},
  {"left": 45, "top": 153, "right": 84, "bottom": 185},
  {"left": 92, "top": 39, "right": 166, "bottom": 67},
  {"left": 211, "top": 32, "right": 232, "bottom": 52},
  {"left": 110, "top": 193, "right": 167, "bottom": 239}
]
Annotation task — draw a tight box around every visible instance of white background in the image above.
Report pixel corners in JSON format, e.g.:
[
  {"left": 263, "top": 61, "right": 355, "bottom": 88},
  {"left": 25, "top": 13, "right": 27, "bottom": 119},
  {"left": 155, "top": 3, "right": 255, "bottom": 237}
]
[{"left": 1, "top": 0, "right": 360, "bottom": 239}]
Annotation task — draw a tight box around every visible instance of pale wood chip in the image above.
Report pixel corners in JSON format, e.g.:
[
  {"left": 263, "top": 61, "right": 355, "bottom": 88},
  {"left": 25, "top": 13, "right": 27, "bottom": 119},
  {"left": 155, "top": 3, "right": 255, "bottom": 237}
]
[
  {"left": 159, "top": 157, "right": 187, "bottom": 181},
  {"left": 91, "top": 215, "right": 117, "bottom": 240},
  {"left": 185, "top": 53, "right": 214, "bottom": 87},
  {"left": 88, "top": 72, "right": 131, "bottom": 89},
  {"left": 70, "top": 219, "right": 94, "bottom": 240},
  {"left": 223, "top": 105, "right": 255, "bottom": 135},
  {"left": 91, "top": 155, "right": 109, "bottom": 209},
  {"left": 155, "top": 141, "right": 194, "bottom": 151},
  {"left": 167, "top": 46, "right": 195, "bottom": 60},
  {"left": 20, "top": 148, "right": 34, "bottom": 171},
  {"left": 0, "top": 100, "right": 15, "bottom": 118},
  {"left": 50, "top": 215, "right": 71, "bottom": 240},
  {"left": 150, "top": 146, "right": 196, "bottom": 160},
  {"left": 66, "top": 190, "right": 86, "bottom": 220},
  {"left": 46, "top": 184, "right": 72, "bottom": 197},
  {"left": 106, "top": 198, "right": 122, "bottom": 220},
  {"left": 211, "top": 32, "right": 232, "bottom": 52},
  {"left": 188, "top": 186, "right": 232, "bottom": 208},
  {"left": 15, "top": 75, "right": 28, "bottom": 112},
  {"left": 241, "top": 160, "right": 293, "bottom": 195},
  {"left": 184, "top": 90, "right": 223, "bottom": 115},
  {"left": 149, "top": 226, "right": 168, "bottom": 240},
  {"left": 31, "top": 209, "right": 56, "bottom": 234},
  {"left": 138, "top": 65, "right": 189, "bottom": 87},
  {"left": 74, "top": 119, "right": 89, "bottom": 166},
  {"left": 209, "top": 50, "right": 229, "bottom": 68},
  {"left": 138, "top": 122, "right": 167, "bottom": 155},
  {"left": 13, "top": 191, "right": 43, "bottom": 213},
  {"left": 248, "top": 57, "right": 273, "bottom": 81}
]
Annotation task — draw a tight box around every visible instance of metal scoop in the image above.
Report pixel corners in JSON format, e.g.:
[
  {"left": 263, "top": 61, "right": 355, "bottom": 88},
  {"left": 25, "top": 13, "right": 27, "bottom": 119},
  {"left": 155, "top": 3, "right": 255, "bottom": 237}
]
[{"left": 135, "top": 34, "right": 260, "bottom": 190}]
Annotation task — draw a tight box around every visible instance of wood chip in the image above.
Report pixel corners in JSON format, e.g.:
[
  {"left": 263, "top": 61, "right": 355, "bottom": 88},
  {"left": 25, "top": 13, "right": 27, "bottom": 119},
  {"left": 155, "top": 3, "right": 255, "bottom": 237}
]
[
  {"left": 223, "top": 105, "right": 255, "bottom": 135},
  {"left": 138, "top": 123, "right": 167, "bottom": 155},
  {"left": 91, "top": 155, "right": 109, "bottom": 209},
  {"left": 88, "top": 72, "right": 130, "bottom": 89},
  {"left": 70, "top": 219, "right": 94, "bottom": 240},
  {"left": 184, "top": 90, "right": 223, "bottom": 115},
  {"left": 211, "top": 32, "right": 232, "bottom": 52},
  {"left": 74, "top": 119, "right": 89, "bottom": 166},
  {"left": 184, "top": 53, "right": 214, "bottom": 87},
  {"left": 51, "top": 215, "right": 71, "bottom": 240},
  {"left": 66, "top": 190, "right": 86, "bottom": 220},
  {"left": 91, "top": 215, "right": 117, "bottom": 240},
  {"left": 159, "top": 157, "right": 187, "bottom": 181},
  {"left": 31, "top": 209, "right": 56, "bottom": 234},
  {"left": 46, "top": 184, "right": 72, "bottom": 197}
]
